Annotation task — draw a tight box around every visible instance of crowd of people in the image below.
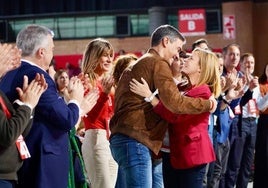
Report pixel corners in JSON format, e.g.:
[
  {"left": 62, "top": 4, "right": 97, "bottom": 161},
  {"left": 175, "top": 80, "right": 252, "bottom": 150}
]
[{"left": 0, "top": 23, "right": 267, "bottom": 188}]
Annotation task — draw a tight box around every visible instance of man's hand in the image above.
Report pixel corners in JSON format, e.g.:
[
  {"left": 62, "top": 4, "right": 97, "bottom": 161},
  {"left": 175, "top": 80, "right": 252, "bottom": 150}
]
[
  {"left": 16, "top": 73, "right": 48, "bottom": 109},
  {"left": 0, "top": 43, "right": 22, "bottom": 77},
  {"left": 249, "top": 76, "right": 259, "bottom": 91}
]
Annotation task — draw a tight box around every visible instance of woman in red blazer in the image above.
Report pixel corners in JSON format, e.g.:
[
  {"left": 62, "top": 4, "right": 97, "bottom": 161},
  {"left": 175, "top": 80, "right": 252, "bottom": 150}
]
[{"left": 130, "top": 48, "right": 221, "bottom": 188}]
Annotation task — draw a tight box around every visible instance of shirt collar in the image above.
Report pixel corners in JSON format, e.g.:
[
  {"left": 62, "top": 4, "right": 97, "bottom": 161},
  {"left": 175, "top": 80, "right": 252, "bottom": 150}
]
[{"left": 21, "top": 59, "right": 46, "bottom": 72}]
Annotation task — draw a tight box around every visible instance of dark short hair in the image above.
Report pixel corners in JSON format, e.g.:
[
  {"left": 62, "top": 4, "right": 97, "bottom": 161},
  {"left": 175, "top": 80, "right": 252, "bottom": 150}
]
[
  {"left": 222, "top": 43, "right": 241, "bottom": 56},
  {"left": 151, "top": 24, "right": 185, "bottom": 47}
]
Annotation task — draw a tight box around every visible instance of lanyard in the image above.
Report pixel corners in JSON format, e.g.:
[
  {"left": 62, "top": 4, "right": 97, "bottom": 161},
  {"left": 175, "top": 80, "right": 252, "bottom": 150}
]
[{"left": 0, "top": 95, "right": 31, "bottom": 159}]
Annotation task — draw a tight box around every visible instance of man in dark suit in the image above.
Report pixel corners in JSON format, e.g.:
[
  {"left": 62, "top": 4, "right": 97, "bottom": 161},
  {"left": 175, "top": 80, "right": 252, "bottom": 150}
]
[
  {"left": 0, "top": 43, "right": 47, "bottom": 188},
  {"left": 0, "top": 25, "right": 97, "bottom": 188}
]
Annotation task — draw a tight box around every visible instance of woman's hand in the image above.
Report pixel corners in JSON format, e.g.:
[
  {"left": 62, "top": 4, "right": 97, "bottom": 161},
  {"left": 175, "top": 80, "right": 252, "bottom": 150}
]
[
  {"left": 101, "top": 75, "right": 114, "bottom": 94},
  {"left": 68, "top": 76, "right": 84, "bottom": 104},
  {"left": 129, "top": 77, "right": 152, "bottom": 98},
  {"left": 77, "top": 72, "right": 92, "bottom": 91},
  {"left": 80, "top": 88, "right": 99, "bottom": 116}
]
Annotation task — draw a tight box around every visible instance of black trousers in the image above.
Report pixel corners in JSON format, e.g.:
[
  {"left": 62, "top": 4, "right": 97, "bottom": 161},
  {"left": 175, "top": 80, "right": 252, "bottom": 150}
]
[{"left": 254, "top": 114, "right": 268, "bottom": 188}]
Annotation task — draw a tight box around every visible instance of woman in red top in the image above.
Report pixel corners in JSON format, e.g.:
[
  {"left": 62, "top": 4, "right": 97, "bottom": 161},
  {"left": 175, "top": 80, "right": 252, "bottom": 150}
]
[
  {"left": 130, "top": 48, "right": 221, "bottom": 188},
  {"left": 81, "top": 38, "right": 118, "bottom": 188}
]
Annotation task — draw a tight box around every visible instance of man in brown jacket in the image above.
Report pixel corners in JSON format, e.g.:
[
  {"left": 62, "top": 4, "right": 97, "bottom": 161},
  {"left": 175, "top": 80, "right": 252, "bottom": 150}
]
[{"left": 109, "top": 24, "right": 217, "bottom": 187}]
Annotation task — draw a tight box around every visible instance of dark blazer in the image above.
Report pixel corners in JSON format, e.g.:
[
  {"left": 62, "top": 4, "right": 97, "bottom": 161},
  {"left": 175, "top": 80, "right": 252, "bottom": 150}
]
[
  {"left": 0, "top": 61, "right": 80, "bottom": 188},
  {"left": 0, "top": 90, "right": 32, "bottom": 181}
]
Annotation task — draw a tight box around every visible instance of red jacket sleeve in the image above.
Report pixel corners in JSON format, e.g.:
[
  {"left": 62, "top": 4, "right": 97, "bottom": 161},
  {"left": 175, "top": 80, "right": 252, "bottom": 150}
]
[{"left": 153, "top": 85, "right": 211, "bottom": 124}]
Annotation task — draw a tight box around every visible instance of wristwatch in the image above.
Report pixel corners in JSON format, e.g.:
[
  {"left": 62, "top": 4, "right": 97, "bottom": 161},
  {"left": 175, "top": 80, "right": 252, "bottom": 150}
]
[{"left": 144, "top": 89, "right": 159, "bottom": 102}]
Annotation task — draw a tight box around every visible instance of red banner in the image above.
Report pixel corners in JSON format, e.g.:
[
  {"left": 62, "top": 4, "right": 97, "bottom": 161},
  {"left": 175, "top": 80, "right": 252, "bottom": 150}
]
[
  {"left": 53, "top": 54, "right": 82, "bottom": 70},
  {"left": 178, "top": 9, "right": 206, "bottom": 36},
  {"left": 53, "top": 51, "right": 144, "bottom": 70}
]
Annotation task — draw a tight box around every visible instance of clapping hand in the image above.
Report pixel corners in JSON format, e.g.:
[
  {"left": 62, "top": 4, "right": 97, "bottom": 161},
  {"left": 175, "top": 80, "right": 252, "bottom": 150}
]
[
  {"left": 101, "top": 75, "right": 114, "bottom": 94},
  {"left": 77, "top": 72, "right": 92, "bottom": 91},
  {"left": 16, "top": 73, "right": 48, "bottom": 109},
  {"left": 68, "top": 76, "right": 84, "bottom": 104},
  {"left": 0, "top": 44, "right": 22, "bottom": 78},
  {"left": 80, "top": 88, "right": 99, "bottom": 116}
]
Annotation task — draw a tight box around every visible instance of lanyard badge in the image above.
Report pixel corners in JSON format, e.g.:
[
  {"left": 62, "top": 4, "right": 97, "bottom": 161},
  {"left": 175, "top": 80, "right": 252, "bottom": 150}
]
[
  {"left": 15, "top": 135, "right": 31, "bottom": 160},
  {"left": 248, "top": 99, "right": 257, "bottom": 114},
  {"left": 0, "top": 96, "right": 31, "bottom": 160}
]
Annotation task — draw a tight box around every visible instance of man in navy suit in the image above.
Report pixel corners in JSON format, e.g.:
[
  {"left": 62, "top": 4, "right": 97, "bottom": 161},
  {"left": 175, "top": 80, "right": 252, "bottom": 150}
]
[
  {"left": 0, "top": 43, "right": 48, "bottom": 188},
  {"left": 0, "top": 24, "right": 98, "bottom": 188}
]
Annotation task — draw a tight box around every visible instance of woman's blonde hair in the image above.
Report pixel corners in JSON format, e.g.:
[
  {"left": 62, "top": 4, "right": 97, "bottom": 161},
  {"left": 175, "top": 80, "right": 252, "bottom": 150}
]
[
  {"left": 81, "top": 38, "right": 114, "bottom": 86},
  {"left": 193, "top": 48, "right": 221, "bottom": 98}
]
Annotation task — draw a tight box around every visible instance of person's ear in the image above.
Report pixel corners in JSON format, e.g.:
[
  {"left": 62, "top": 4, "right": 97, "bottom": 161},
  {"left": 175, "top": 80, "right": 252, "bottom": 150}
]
[
  {"left": 161, "top": 37, "right": 169, "bottom": 47},
  {"left": 38, "top": 48, "right": 46, "bottom": 58}
]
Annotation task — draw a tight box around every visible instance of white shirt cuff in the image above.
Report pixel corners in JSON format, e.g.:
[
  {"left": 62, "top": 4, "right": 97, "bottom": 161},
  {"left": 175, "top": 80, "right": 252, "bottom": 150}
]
[
  {"left": 68, "top": 99, "right": 82, "bottom": 116},
  {"left": 13, "top": 99, "right": 33, "bottom": 116}
]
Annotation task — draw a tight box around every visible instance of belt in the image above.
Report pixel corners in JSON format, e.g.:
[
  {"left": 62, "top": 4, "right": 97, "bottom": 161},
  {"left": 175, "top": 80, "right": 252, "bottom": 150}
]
[{"left": 242, "top": 117, "right": 256, "bottom": 121}]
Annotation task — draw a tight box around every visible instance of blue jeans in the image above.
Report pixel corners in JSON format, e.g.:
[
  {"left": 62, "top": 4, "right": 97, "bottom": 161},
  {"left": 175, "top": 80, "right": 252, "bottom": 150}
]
[
  {"left": 152, "top": 158, "right": 164, "bottom": 188},
  {"left": 162, "top": 151, "right": 206, "bottom": 188},
  {"left": 115, "top": 166, "right": 126, "bottom": 188},
  {"left": 114, "top": 162, "right": 162, "bottom": 188},
  {"left": 110, "top": 134, "right": 153, "bottom": 188},
  {"left": 0, "top": 180, "right": 14, "bottom": 188},
  {"left": 177, "top": 164, "right": 207, "bottom": 188}
]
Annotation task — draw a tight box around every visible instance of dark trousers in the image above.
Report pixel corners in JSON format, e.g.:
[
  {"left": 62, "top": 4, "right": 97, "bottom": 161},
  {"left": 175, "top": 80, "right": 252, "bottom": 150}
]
[
  {"left": 162, "top": 151, "right": 179, "bottom": 188},
  {"left": 162, "top": 151, "right": 206, "bottom": 188},
  {"left": 236, "top": 118, "right": 257, "bottom": 188},
  {"left": 209, "top": 139, "right": 230, "bottom": 188},
  {"left": 225, "top": 117, "right": 257, "bottom": 188},
  {"left": 220, "top": 117, "right": 239, "bottom": 188},
  {"left": 254, "top": 114, "right": 268, "bottom": 188}
]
